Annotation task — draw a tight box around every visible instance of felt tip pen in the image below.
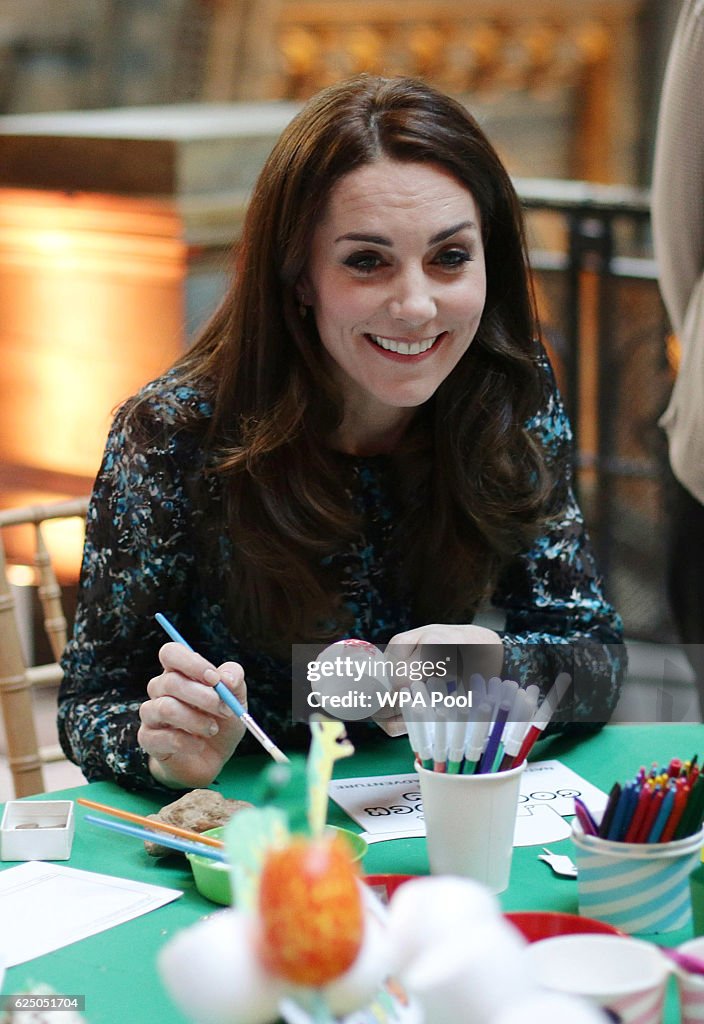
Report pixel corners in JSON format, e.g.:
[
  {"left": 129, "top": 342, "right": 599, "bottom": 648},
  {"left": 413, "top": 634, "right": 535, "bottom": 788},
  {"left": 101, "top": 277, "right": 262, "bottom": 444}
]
[
  {"left": 432, "top": 716, "right": 448, "bottom": 772},
  {"left": 488, "top": 681, "right": 518, "bottom": 769},
  {"left": 405, "top": 717, "right": 433, "bottom": 771},
  {"left": 513, "top": 672, "right": 572, "bottom": 766},
  {"left": 478, "top": 698, "right": 512, "bottom": 774},
  {"left": 403, "top": 682, "right": 434, "bottom": 769},
  {"left": 522, "top": 684, "right": 541, "bottom": 718},
  {"left": 155, "top": 612, "right": 289, "bottom": 764},
  {"left": 462, "top": 701, "right": 493, "bottom": 773},
  {"left": 447, "top": 718, "right": 469, "bottom": 774},
  {"left": 499, "top": 678, "right": 520, "bottom": 708},
  {"left": 468, "top": 673, "right": 487, "bottom": 705},
  {"left": 496, "top": 689, "right": 533, "bottom": 770},
  {"left": 487, "top": 676, "right": 503, "bottom": 705}
]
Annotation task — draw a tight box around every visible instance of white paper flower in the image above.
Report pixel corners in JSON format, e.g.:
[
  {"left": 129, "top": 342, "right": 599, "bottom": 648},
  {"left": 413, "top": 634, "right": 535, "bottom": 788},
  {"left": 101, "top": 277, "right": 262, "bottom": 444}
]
[
  {"left": 386, "top": 877, "right": 533, "bottom": 1024},
  {"left": 158, "top": 895, "right": 392, "bottom": 1024},
  {"left": 159, "top": 866, "right": 610, "bottom": 1024}
]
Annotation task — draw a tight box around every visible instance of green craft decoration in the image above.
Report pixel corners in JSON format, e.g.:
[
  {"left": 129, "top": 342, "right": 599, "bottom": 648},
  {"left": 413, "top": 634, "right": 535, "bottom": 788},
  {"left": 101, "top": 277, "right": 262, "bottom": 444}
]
[
  {"left": 254, "top": 756, "right": 310, "bottom": 835},
  {"left": 222, "top": 718, "right": 355, "bottom": 912},
  {"left": 224, "top": 806, "right": 289, "bottom": 912}
]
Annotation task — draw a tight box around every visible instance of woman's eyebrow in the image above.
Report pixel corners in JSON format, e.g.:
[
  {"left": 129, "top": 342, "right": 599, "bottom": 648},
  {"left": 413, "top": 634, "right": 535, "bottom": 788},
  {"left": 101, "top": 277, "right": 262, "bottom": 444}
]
[
  {"left": 335, "top": 231, "right": 391, "bottom": 245},
  {"left": 428, "top": 220, "right": 476, "bottom": 244},
  {"left": 334, "top": 221, "right": 477, "bottom": 247}
]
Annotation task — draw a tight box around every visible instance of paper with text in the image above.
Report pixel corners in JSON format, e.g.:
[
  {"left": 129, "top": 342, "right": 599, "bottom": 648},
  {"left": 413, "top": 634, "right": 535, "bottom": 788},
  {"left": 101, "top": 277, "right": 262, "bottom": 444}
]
[{"left": 329, "top": 759, "right": 608, "bottom": 847}]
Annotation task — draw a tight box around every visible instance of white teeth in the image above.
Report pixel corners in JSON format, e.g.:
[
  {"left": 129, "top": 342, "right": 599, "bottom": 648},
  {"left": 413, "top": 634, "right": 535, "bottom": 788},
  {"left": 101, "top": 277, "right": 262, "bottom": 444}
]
[{"left": 369, "top": 334, "right": 438, "bottom": 355}]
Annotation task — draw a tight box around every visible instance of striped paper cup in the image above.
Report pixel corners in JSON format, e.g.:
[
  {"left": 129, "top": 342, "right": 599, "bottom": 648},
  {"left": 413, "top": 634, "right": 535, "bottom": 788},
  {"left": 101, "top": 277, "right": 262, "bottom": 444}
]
[
  {"left": 521, "top": 934, "right": 670, "bottom": 1024},
  {"left": 571, "top": 821, "right": 704, "bottom": 935},
  {"left": 673, "top": 937, "right": 704, "bottom": 1024}
]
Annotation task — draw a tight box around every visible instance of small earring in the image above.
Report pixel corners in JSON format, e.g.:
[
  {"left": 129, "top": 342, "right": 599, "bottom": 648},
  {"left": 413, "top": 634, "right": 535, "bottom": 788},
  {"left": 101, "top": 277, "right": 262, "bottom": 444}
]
[{"left": 299, "top": 301, "right": 308, "bottom": 319}]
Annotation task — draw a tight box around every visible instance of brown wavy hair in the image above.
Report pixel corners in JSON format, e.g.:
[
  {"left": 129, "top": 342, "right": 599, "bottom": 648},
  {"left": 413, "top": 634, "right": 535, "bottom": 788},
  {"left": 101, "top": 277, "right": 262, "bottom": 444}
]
[{"left": 137, "top": 75, "right": 555, "bottom": 648}]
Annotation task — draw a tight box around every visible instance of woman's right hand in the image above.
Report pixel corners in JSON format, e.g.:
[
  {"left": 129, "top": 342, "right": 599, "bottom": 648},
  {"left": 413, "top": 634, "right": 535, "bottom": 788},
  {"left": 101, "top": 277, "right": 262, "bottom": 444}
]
[{"left": 138, "top": 642, "right": 248, "bottom": 790}]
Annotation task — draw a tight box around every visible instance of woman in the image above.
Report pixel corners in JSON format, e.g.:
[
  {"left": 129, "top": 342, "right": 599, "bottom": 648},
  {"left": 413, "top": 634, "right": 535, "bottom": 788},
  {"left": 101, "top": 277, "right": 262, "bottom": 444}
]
[{"left": 59, "top": 75, "right": 626, "bottom": 792}]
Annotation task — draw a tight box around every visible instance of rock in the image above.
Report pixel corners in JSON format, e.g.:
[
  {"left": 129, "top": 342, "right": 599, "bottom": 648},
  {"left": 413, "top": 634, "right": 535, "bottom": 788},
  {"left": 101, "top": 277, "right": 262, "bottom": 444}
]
[{"left": 145, "top": 789, "right": 252, "bottom": 857}]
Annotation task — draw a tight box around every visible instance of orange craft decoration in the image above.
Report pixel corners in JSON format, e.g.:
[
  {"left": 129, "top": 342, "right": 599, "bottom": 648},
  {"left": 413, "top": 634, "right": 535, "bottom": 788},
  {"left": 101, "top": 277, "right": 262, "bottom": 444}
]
[{"left": 257, "top": 833, "right": 364, "bottom": 987}]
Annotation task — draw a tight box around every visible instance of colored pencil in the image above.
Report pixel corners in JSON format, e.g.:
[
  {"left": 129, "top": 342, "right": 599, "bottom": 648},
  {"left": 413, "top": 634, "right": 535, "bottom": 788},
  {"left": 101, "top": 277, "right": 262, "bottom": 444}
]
[
  {"left": 77, "top": 796, "right": 225, "bottom": 848},
  {"left": 84, "top": 814, "right": 228, "bottom": 861},
  {"left": 598, "top": 782, "right": 622, "bottom": 839}
]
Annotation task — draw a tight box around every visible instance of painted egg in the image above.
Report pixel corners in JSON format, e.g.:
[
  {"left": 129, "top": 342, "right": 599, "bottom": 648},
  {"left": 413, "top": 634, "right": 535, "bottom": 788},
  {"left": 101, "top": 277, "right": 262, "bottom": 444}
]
[
  {"left": 314, "top": 639, "right": 390, "bottom": 720},
  {"left": 258, "top": 833, "right": 364, "bottom": 986}
]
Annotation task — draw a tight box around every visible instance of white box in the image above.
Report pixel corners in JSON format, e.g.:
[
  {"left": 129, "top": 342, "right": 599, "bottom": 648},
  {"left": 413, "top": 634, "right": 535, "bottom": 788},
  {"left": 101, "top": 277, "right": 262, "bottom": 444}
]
[{"left": 0, "top": 800, "right": 75, "bottom": 860}]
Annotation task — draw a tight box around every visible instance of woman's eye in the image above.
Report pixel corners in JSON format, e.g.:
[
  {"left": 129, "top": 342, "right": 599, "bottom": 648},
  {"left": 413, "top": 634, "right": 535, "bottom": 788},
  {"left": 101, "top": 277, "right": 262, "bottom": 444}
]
[
  {"left": 343, "top": 251, "right": 386, "bottom": 273},
  {"left": 435, "top": 247, "right": 472, "bottom": 268}
]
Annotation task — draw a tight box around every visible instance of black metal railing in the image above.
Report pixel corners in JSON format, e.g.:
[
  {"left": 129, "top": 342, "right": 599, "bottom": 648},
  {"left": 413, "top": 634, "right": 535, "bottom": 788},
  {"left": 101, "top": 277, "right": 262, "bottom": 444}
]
[{"left": 517, "top": 178, "right": 672, "bottom": 642}]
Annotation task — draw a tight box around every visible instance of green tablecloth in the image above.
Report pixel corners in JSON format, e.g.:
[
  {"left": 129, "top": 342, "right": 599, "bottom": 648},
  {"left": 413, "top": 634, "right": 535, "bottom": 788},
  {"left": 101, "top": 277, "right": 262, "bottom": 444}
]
[{"left": 2, "top": 723, "right": 704, "bottom": 1023}]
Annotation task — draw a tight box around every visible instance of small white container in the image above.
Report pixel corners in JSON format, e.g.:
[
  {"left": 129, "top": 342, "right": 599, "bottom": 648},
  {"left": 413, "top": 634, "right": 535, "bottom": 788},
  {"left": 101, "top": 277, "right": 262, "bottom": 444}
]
[{"left": 0, "top": 800, "right": 75, "bottom": 860}]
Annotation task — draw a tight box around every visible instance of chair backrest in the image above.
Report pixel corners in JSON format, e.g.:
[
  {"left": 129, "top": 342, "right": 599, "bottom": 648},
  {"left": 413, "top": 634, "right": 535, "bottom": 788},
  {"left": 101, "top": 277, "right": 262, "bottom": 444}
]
[{"left": 0, "top": 496, "right": 89, "bottom": 797}]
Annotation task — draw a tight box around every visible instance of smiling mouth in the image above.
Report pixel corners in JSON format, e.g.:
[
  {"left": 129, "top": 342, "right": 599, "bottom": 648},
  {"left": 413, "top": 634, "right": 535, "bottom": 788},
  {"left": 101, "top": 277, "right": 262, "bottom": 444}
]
[{"left": 367, "top": 333, "right": 443, "bottom": 356}]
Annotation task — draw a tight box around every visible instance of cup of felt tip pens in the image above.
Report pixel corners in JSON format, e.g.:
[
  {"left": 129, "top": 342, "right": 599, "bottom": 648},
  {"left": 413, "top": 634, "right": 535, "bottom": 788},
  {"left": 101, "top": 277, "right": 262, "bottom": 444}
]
[
  {"left": 408, "top": 671, "right": 572, "bottom": 895},
  {"left": 570, "top": 756, "right": 704, "bottom": 935}
]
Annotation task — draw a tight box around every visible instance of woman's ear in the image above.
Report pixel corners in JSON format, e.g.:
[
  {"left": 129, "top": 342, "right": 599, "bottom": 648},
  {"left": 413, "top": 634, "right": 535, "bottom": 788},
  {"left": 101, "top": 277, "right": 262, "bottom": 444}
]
[
  {"left": 295, "top": 275, "right": 311, "bottom": 306},
  {"left": 296, "top": 278, "right": 312, "bottom": 319}
]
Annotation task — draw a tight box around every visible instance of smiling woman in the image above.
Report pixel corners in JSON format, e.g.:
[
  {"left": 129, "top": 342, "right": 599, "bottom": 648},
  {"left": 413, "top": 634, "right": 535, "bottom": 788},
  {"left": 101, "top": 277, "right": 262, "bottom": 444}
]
[
  {"left": 57, "top": 74, "right": 627, "bottom": 793},
  {"left": 302, "top": 160, "right": 486, "bottom": 454}
]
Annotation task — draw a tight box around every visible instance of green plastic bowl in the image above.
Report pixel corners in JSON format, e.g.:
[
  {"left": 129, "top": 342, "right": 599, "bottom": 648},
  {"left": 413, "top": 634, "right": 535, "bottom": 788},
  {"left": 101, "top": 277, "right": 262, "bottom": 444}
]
[
  {"left": 187, "top": 824, "right": 368, "bottom": 906},
  {"left": 327, "top": 824, "right": 368, "bottom": 863},
  {"left": 185, "top": 827, "right": 231, "bottom": 906}
]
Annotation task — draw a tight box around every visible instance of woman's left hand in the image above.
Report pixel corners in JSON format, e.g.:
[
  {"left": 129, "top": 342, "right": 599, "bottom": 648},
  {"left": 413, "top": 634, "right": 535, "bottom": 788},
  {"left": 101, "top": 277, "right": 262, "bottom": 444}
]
[{"left": 373, "top": 623, "right": 503, "bottom": 736}]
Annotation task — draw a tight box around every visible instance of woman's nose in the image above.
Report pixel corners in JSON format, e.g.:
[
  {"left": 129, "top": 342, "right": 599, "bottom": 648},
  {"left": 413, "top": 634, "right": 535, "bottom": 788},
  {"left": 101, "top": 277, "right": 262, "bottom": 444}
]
[{"left": 387, "top": 269, "right": 437, "bottom": 325}]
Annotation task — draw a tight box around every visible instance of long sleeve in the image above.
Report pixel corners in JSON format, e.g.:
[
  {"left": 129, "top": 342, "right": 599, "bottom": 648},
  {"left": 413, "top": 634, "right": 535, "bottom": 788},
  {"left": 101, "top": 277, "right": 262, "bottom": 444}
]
[
  {"left": 58, "top": 390, "right": 203, "bottom": 791},
  {"left": 495, "top": 364, "right": 627, "bottom": 727},
  {"left": 59, "top": 381, "right": 315, "bottom": 791}
]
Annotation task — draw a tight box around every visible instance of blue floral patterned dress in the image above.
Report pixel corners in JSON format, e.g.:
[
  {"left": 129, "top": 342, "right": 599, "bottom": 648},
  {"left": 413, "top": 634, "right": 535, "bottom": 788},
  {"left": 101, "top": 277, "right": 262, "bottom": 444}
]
[{"left": 59, "top": 358, "right": 626, "bottom": 791}]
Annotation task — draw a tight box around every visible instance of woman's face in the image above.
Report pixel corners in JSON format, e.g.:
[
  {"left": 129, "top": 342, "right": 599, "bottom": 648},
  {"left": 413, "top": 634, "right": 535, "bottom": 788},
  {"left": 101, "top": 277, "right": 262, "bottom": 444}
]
[{"left": 302, "top": 157, "right": 487, "bottom": 453}]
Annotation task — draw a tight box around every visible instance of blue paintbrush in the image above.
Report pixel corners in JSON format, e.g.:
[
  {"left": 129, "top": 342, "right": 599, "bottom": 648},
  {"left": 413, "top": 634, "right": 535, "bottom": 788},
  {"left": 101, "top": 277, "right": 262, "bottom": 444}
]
[{"left": 155, "top": 612, "right": 289, "bottom": 764}]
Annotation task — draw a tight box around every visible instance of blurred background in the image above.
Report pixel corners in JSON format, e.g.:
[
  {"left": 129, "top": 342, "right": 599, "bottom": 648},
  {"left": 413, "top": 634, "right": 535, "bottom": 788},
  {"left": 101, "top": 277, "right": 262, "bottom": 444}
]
[{"left": 0, "top": 0, "right": 694, "bottom": 770}]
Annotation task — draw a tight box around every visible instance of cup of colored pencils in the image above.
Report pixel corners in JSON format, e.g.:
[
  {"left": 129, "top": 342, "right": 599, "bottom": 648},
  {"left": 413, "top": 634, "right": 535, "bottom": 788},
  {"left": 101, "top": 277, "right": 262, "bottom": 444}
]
[{"left": 570, "top": 756, "right": 704, "bottom": 935}]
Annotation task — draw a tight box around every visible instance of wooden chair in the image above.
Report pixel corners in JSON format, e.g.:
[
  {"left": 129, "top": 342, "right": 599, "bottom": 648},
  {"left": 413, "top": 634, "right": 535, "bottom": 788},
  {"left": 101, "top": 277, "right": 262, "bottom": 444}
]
[{"left": 0, "top": 497, "right": 89, "bottom": 797}]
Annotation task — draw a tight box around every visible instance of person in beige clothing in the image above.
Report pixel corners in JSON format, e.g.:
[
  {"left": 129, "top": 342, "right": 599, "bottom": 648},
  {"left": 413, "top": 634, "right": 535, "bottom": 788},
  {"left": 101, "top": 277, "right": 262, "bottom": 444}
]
[{"left": 651, "top": 0, "right": 704, "bottom": 717}]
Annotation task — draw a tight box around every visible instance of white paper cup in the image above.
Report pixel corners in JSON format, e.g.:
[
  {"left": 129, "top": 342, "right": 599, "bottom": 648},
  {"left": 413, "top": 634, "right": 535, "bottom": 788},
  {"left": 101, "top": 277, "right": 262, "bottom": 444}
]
[
  {"left": 673, "top": 937, "right": 704, "bottom": 1024},
  {"left": 571, "top": 821, "right": 704, "bottom": 934},
  {"left": 521, "top": 933, "right": 670, "bottom": 1024},
  {"left": 416, "top": 760, "right": 524, "bottom": 894}
]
